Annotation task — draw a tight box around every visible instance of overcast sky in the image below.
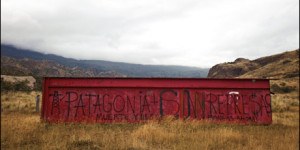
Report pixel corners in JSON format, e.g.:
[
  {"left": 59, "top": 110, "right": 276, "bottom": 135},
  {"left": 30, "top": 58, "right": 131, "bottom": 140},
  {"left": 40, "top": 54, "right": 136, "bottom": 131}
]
[{"left": 1, "top": 0, "right": 299, "bottom": 68}]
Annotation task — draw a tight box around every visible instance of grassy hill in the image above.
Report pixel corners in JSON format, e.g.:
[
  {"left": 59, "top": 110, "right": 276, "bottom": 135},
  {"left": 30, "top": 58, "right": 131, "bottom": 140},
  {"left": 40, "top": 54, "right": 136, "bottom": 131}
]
[
  {"left": 238, "top": 50, "right": 299, "bottom": 79},
  {"left": 208, "top": 49, "right": 299, "bottom": 79}
]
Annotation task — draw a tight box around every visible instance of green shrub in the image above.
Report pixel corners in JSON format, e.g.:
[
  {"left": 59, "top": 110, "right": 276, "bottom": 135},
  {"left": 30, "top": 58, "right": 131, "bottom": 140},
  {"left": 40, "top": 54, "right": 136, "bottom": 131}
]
[
  {"left": 1, "top": 81, "right": 14, "bottom": 91},
  {"left": 1, "top": 80, "right": 32, "bottom": 92},
  {"left": 33, "top": 76, "right": 43, "bottom": 91}
]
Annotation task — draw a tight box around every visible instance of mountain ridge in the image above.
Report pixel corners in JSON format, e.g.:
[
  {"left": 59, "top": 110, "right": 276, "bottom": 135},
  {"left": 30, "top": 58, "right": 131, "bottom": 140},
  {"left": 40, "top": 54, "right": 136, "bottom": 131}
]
[
  {"left": 1, "top": 44, "right": 209, "bottom": 77},
  {"left": 1, "top": 56, "right": 127, "bottom": 77}
]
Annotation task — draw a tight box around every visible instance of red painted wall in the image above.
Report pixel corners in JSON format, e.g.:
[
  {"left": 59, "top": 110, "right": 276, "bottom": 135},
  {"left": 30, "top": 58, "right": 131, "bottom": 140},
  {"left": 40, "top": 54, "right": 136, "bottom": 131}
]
[{"left": 42, "top": 78, "right": 272, "bottom": 124}]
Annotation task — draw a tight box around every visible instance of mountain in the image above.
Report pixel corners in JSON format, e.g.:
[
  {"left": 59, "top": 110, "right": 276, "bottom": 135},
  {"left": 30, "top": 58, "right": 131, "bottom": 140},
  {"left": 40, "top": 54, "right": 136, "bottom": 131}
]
[
  {"left": 1, "top": 45, "right": 209, "bottom": 77},
  {"left": 1, "top": 56, "right": 127, "bottom": 77},
  {"left": 207, "top": 49, "right": 299, "bottom": 79}
]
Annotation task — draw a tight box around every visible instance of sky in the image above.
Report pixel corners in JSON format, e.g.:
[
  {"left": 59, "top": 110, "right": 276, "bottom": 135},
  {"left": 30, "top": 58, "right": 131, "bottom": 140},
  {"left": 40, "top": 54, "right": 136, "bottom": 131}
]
[{"left": 1, "top": 0, "right": 299, "bottom": 68}]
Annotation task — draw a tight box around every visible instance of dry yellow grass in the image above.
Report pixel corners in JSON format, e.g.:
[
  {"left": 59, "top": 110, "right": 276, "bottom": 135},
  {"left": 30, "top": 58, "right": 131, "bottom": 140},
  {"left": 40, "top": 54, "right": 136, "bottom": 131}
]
[
  {"left": 1, "top": 91, "right": 42, "bottom": 113},
  {"left": 1, "top": 92, "right": 299, "bottom": 150}
]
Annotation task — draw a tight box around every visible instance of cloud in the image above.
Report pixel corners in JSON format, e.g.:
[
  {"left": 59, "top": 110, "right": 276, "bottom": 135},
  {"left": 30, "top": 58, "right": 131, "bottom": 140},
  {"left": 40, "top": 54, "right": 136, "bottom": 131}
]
[{"left": 1, "top": 0, "right": 299, "bottom": 68}]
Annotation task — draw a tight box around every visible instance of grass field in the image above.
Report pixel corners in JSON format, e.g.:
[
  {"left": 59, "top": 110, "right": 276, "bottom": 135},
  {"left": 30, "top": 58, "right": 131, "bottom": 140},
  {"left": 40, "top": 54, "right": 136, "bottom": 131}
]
[{"left": 1, "top": 91, "right": 299, "bottom": 150}]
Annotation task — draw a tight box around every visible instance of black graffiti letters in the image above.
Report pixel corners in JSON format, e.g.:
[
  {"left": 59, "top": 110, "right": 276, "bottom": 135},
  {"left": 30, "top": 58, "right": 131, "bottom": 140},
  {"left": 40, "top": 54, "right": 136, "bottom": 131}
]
[
  {"left": 113, "top": 95, "right": 125, "bottom": 112},
  {"left": 74, "top": 94, "right": 85, "bottom": 117},
  {"left": 93, "top": 95, "right": 101, "bottom": 114},
  {"left": 48, "top": 89, "right": 271, "bottom": 123},
  {"left": 103, "top": 94, "right": 112, "bottom": 112},
  {"left": 142, "top": 95, "right": 151, "bottom": 113},
  {"left": 127, "top": 96, "right": 135, "bottom": 113},
  {"left": 208, "top": 93, "right": 218, "bottom": 116},
  {"left": 49, "top": 91, "right": 64, "bottom": 115},
  {"left": 86, "top": 94, "right": 97, "bottom": 116},
  {"left": 65, "top": 91, "right": 78, "bottom": 117},
  {"left": 160, "top": 89, "right": 179, "bottom": 116},
  {"left": 233, "top": 94, "right": 241, "bottom": 115},
  {"left": 242, "top": 95, "right": 249, "bottom": 115},
  {"left": 217, "top": 94, "right": 224, "bottom": 115}
]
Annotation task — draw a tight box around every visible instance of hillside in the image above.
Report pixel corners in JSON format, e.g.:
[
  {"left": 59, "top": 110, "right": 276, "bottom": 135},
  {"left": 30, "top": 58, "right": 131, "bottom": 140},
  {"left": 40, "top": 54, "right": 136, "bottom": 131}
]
[
  {"left": 1, "top": 45, "right": 209, "bottom": 77},
  {"left": 1, "top": 56, "right": 126, "bottom": 77},
  {"left": 208, "top": 49, "right": 299, "bottom": 79},
  {"left": 239, "top": 50, "right": 299, "bottom": 79}
]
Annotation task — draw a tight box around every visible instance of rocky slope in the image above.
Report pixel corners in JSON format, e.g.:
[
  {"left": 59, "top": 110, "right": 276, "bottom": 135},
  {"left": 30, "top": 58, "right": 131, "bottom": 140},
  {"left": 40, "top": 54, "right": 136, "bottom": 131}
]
[{"left": 208, "top": 49, "right": 299, "bottom": 79}]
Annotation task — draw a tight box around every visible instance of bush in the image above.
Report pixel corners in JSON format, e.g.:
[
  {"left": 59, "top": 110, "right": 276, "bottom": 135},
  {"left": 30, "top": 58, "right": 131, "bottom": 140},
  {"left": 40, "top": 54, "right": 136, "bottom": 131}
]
[
  {"left": 282, "top": 60, "right": 291, "bottom": 64},
  {"left": 284, "top": 73, "right": 299, "bottom": 78},
  {"left": 33, "top": 76, "right": 43, "bottom": 91},
  {"left": 280, "top": 82, "right": 286, "bottom": 86},
  {"left": 1, "top": 80, "right": 32, "bottom": 93},
  {"left": 1, "top": 80, "right": 14, "bottom": 91},
  {"left": 271, "top": 83, "right": 296, "bottom": 94}
]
